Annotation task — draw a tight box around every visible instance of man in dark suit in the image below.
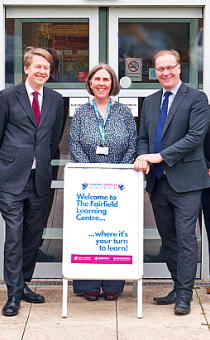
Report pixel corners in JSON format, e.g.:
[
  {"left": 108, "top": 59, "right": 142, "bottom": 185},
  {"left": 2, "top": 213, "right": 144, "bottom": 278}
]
[
  {"left": 134, "top": 50, "right": 210, "bottom": 315},
  {"left": 0, "top": 47, "right": 63, "bottom": 316}
]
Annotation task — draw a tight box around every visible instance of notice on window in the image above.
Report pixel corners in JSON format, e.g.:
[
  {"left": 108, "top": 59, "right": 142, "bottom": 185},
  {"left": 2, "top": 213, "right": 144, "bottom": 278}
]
[
  {"left": 125, "top": 58, "right": 142, "bottom": 81},
  {"left": 78, "top": 71, "right": 88, "bottom": 82},
  {"left": 63, "top": 164, "right": 143, "bottom": 280},
  {"left": 118, "top": 97, "right": 138, "bottom": 117},
  {"left": 69, "top": 97, "right": 89, "bottom": 117}
]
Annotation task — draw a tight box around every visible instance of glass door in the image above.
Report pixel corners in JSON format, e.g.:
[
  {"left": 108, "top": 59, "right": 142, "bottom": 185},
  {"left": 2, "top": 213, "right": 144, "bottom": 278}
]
[
  {"left": 109, "top": 7, "right": 203, "bottom": 278},
  {"left": 4, "top": 6, "right": 99, "bottom": 278}
]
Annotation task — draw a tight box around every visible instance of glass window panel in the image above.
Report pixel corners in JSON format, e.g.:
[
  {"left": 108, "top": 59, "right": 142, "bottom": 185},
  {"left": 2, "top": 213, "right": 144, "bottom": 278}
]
[
  {"left": 5, "top": 19, "right": 15, "bottom": 85},
  {"left": 118, "top": 19, "right": 203, "bottom": 89},
  {"left": 5, "top": 19, "right": 89, "bottom": 88},
  {"left": 51, "top": 98, "right": 71, "bottom": 181},
  {"left": 37, "top": 187, "right": 63, "bottom": 263}
]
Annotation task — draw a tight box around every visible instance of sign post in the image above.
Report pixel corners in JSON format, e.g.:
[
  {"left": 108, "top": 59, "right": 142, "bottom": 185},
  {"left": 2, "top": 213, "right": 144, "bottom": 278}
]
[{"left": 62, "top": 163, "right": 144, "bottom": 318}]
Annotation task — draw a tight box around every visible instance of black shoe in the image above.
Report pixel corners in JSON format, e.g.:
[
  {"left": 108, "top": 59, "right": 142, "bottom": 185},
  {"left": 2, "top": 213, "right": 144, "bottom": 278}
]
[
  {"left": 153, "top": 289, "right": 177, "bottom": 305},
  {"left": 21, "top": 283, "right": 45, "bottom": 303},
  {"left": 37, "top": 249, "right": 55, "bottom": 262},
  {"left": 2, "top": 296, "right": 20, "bottom": 317},
  {"left": 146, "top": 246, "right": 165, "bottom": 262},
  {"left": 174, "top": 296, "right": 191, "bottom": 315}
]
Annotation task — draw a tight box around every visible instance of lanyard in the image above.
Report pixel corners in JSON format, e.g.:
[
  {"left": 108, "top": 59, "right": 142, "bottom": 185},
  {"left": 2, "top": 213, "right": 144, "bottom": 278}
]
[{"left": 93, "top": 98, "right": 111, "bottom": 141}]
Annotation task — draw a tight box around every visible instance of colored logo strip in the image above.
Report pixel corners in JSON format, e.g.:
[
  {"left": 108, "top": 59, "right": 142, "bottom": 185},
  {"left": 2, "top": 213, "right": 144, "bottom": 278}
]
[{"left": 71, "top": 254, "right": 132, "bottom": 264}]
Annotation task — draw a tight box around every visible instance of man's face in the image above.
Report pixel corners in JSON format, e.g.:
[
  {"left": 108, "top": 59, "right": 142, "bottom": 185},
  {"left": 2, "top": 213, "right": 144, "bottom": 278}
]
[
  {"left": 155, "top": 54, "right": 181, "bottom": 91},
  {"left": 24, "top": 55, "right": 50, "bottom": 91}
]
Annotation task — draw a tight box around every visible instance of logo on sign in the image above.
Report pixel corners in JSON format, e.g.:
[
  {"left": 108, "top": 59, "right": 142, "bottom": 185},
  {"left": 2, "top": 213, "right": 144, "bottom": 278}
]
[
  {"left": 81, "top": 183, "right": 88, "bottom": 190},
  {"left": 128, "top": 61, "right": 139, "bottom": 72},
  {"left": 81, "top": 182, "right": 125, "bottom": 190}
]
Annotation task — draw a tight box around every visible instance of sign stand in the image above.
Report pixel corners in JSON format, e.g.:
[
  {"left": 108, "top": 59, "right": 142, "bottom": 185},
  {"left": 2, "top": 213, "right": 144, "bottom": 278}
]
[{"left": 62, "top": 163, "right": 144, "bottom": 318}]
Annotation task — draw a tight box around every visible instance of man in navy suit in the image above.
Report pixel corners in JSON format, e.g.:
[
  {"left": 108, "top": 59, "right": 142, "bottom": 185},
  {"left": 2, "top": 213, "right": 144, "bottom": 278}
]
[
  {"left": 0, "top": 47, "right": 63, "bottom": 316},
  {"left": 134, "top": 50, "right": 210, "bottom": 315}
]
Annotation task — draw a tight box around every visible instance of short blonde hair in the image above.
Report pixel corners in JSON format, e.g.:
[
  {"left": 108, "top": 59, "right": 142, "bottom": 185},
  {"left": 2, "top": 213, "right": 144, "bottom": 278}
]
[
  {"left": 24, "top": 46, "right": 53, "bottom": 68},
  {"left": 86, "top": 63, "right": 120, "bottom": 96},
  {"left": 154, "top": 50, "right": 180, "bottom": 65}
]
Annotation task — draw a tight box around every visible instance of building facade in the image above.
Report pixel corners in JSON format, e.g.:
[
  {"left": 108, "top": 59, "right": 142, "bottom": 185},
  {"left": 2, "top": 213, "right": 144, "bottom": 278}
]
[{"left": 0, "top": 0, "right": 209, "bottom": 281}]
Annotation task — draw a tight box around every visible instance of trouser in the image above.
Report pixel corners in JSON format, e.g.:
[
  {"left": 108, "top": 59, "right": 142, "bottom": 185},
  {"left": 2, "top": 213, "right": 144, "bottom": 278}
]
[
  {"left": 73, "top": 280, "right": 125, "bottom": 294},
  {"left": 150, "top": 176, "right": 201, "bottom": 300},
  {"left": 0, "top": 171, "right": 49, "bottom": 297}
]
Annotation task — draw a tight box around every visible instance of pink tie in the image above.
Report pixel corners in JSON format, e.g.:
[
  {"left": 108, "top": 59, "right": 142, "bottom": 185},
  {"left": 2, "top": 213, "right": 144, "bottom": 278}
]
[{"left": 32, "top": 92, "right": 41, "bottom": 126}]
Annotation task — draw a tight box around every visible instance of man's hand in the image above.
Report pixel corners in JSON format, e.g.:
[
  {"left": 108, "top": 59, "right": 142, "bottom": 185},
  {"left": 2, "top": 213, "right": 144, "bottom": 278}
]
[
  {"left": 134, "top": 156, "right": 150, "bottom": 174},
  {"left": 134, "top": 153, "right": 164, "bottom": 174},
  {"left": 138, "top": 153, "right": 163, "bottom": 164}
]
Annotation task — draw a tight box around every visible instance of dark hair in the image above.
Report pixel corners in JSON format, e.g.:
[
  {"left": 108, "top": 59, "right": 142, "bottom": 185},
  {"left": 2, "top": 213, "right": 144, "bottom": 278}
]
[
  {"left": 85, "top": 63, "right": 120, "bottom": 96},
  {"left": 154, "top": 50, "right": 180, "bottom": 65},
  {"left": 24, "top": 46, "right": 53, "bottom": 67}
]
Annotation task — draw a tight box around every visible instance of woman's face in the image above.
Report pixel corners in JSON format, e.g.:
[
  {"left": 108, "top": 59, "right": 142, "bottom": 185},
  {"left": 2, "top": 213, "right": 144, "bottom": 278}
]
[{"left": 89, "top": 69, "right": 112, "bottom": 100}]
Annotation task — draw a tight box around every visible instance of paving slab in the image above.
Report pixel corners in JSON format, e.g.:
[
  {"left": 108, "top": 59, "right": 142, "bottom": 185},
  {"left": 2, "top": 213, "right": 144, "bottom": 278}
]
[
  {"left": 117, "top": 285, "right": 210, "bottom": 340},
  {"left": 0, "top": 285, "right": 31, "bottom": 340},
  {"left": 194, "top": 285, "right": 210, "bottom": 331},
  {"left": 22, "top": 285, "right": 117, "bottom": 340}
]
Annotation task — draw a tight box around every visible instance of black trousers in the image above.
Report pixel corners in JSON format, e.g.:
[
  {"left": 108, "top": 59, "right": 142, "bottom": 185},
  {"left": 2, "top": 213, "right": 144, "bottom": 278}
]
[
  {"left": 150, "top": 176, "right": 201, "bottom": 300},
  {"left": 0, "top": 171, "right": 49, "bottom": 298}
]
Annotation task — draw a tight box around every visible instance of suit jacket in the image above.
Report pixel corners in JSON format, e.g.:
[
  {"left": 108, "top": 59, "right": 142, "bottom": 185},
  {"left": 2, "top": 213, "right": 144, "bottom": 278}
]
[
  {"left": 136, "top": 82, "right": 210, "bottom": 193},
  {"left": 0, "top": 81, "right": 63, "bottom": 196}
]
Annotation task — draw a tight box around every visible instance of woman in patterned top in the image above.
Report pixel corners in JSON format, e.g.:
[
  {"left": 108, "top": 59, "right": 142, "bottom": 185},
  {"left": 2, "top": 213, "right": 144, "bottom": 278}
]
[{"left": 70, "top": 63, "right": 137, "bottom": 302}]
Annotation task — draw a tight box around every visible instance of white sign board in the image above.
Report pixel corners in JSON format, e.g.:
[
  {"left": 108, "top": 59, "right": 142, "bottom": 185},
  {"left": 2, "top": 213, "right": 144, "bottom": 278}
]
[
  {"left": 118, "top": 97, "right": 138, "bottom": 117},
  {"left": 62, "top": 163, "right": 143, "bottom": 281}
]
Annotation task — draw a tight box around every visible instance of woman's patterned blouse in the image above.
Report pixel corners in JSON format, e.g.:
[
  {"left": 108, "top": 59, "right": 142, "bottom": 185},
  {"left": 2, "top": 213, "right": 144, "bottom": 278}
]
[{"left": 70, "top": 101, "right": 137, "bottom": 164}]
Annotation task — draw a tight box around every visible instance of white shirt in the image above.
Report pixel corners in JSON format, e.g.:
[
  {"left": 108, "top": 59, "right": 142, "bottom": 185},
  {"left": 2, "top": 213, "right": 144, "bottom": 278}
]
[
  {"left": 162, "top": 80, "right": 182, "bottom": 114},
  {"left": 25, "top": 80, "right": 44, "bottom": 169},
  {"left": 25, "top": 80, "right": 43, "bottom": 110}
]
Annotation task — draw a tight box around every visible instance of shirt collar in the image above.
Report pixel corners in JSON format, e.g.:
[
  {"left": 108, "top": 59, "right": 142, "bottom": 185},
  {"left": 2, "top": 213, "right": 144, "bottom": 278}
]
[
  {"left": 163, "top": 80, "right": 182, "bottom": 96},
  {"left": 25, "top": 80, "right": 43, "bottom": 97}
]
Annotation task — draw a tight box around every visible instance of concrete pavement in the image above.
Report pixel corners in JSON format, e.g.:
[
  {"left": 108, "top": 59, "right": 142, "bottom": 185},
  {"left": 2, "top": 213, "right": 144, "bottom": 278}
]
[{"left": 0, "top": 281, "right": 210, "bottom": 340}]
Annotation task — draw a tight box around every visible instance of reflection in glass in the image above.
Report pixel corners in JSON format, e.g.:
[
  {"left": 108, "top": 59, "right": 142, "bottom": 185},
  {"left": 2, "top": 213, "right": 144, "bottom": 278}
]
[
  {"left": 6, "top": 19, "right": 89, "bottom": 87},
  {"left": 119, "top": 19, "right": 203, "bottom": 89}
]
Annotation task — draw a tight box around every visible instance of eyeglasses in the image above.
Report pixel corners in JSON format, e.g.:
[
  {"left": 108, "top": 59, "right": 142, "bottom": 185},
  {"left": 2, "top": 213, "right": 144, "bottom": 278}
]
[{"left": 155, "top": 64, "right": 179, "bottom": 73}]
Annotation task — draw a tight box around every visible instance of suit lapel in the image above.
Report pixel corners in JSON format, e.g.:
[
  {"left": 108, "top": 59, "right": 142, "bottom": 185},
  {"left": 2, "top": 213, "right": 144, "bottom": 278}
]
[
  {"left": 17, "top": 82, "right": 37, "bottom": 127},
  {"left": 17, "top": 83, "right": 52, "bottom": 128},
  {"left": 162, "top": 83, "right": 187, "bottom": 136},
  {"left": 39, "top": 86, "right": 52, "bottom": 127}
]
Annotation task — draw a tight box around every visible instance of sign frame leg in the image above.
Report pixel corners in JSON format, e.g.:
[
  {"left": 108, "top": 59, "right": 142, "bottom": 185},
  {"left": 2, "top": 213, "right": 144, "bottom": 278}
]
[
  {"left": 62, "top": 277, "right": 68, "bottom": 318},
  {"left": 137, "top": 279, "right": 142, "bottom": 319}
]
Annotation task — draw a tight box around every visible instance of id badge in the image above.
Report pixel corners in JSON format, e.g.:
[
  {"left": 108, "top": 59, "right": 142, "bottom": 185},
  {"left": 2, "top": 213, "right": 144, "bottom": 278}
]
[{"left": 96, "top": 146, "right": 109, "bottom": 155}]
